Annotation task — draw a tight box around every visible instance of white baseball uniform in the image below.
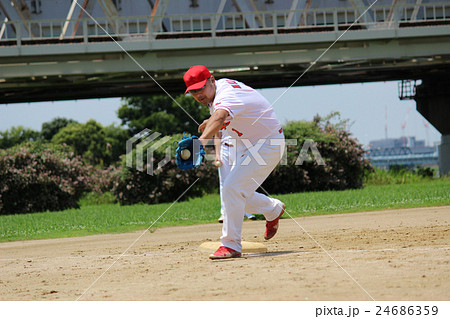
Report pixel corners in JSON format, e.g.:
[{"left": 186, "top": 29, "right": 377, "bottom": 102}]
[{"left": 209, "top": 78, "right": 285, "bottom": 252}]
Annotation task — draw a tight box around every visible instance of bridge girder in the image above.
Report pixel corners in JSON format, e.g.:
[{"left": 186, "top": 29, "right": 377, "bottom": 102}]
[
  {"left": 0, "top": 0, "right": 38, "bottom": 37},
  {"left": 147, "top": 0, "right": 170, "bottom": 34},
  {"left": 0, "top": 0, "right": 449, "bottom": 104}
]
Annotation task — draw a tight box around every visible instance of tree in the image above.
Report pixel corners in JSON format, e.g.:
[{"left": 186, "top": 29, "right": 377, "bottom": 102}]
[
  {"left": 52, "top": 120, "right": 107, "bottom": 166},
  {"left": 51, "top": 120, "right": 129, "bottom": 167},
  {"left": 104, "top": 123, "right": 131, "bottom": 165},
  {"left": 118, "top": 94, "right": 210, "bottom": 136},
  {"left": 41, "top": 117, "right": 78, "bottom": 141},
  {"left": 0, "top": 126, "right": 41, "bottom": 149}
]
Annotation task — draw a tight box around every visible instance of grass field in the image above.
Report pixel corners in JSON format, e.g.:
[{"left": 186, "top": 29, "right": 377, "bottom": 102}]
[{"left": 1, "top": 179, "right": 449, "bottom": 243}]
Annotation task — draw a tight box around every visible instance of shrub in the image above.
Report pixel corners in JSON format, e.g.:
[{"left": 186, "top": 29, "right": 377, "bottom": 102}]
[
  {"left": 0, "top": 142, "right": 93, "bottom": 215},
  {"left": 88, "top": 164, "right": 121, "bottom": 194},
  {"left": 261, "top": 115, "right": 373, "bottom": 194},
  {"left": 416, "top": 167, "right": 434, "bottom": 178},
  {"left": 112, "top": 160, "right": 218, "bottom": 205},
  {"left": 364, "top": 166, "right": 435, "bottom": 185},
  {"left": 111, "top": 133, "right": 218, "bottom": 205}
]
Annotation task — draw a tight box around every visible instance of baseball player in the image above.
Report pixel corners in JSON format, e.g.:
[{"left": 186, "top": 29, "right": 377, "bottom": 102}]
[
  {"left": 214, "top": 131, "right": 256, "bottom": 223},
  {"left": 184, "top": 65, "right": 285, "bottom": 260}
]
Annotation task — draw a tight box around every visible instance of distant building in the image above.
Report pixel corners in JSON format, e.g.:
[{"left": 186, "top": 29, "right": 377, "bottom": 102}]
[
  {"left": 369, "top": 136, "right": 426, "bottom": 149},
  {"left": 366, "top": 137, "right": 439, "bottom": 170}
]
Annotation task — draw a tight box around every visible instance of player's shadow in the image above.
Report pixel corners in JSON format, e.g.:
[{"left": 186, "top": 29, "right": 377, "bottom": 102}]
[
  {"left": 242, "top": 250, "right": 300, "bottom": 259},
  {"left": 209, "top": 250, "right": 304, "bottom": 262}
]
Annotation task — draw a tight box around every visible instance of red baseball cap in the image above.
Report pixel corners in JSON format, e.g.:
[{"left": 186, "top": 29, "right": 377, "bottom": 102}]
[{"left": 183, "top": 65, "right": 211, "bottom": 94}]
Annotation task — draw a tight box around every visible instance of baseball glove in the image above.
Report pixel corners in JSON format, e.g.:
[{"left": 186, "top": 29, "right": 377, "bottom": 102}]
[{"left": 175, "top": 133, "right": 205, "bottom": 170}]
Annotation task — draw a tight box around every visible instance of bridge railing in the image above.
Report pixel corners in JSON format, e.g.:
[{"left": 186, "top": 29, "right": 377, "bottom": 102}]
[{"left": 0, "top": 2, "right": 449, "bottom": 45}]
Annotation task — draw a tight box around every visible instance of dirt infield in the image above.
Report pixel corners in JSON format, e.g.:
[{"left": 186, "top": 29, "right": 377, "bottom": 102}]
[{"left": 0, "top": 206, "right": 448, "bottom": 301}]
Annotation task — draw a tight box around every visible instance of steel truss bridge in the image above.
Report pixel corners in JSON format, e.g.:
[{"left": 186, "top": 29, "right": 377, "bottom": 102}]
[
  {"left": 366, "top": 146, "right": 439, "bottom": 168},
  {"left": 0, "top": 0, "right": 449, "bottom": 103}
]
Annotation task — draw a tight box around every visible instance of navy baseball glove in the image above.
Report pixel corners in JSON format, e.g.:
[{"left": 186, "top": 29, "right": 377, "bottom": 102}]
[{"left": 175, "top": 134, "right": 205, "bottom": 170}]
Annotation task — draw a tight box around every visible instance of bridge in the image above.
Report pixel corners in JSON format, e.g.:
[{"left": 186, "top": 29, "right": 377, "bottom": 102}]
[
  {"left": 368, "top": 153, "right": 440, "bottom": 169},
  {"left": 366, "top": 146, "right": 439, "bottom": 169},
  {"left": 0, "top": 0, "right": 449, "bottom": 174}
]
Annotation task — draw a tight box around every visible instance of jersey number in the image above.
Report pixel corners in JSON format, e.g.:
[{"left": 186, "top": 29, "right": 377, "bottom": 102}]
[
  {"left": 232, "top": 128, "right": 243, "bottom": 137},
  {"left": 226, "top": 80, "right": 241, "bottom": 89},
  {"left": 221, "top": 121, "right": 231, "bottom": 130}
]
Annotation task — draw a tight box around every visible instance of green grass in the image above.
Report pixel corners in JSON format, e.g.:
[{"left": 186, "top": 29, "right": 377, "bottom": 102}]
[
  {"left": 1, "top": 179, "right": 449, "bottom": 242},
  {"left": 364, "top": 167, "right": 437, "bottom": 185},
  {"left": 280, "top": 179, "right": 449, "bottom": 216}
]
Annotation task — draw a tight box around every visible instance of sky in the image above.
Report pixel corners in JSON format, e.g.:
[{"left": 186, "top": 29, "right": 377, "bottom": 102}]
[{"left": 0, "top": 80, "right": 441, "bottom": 147}]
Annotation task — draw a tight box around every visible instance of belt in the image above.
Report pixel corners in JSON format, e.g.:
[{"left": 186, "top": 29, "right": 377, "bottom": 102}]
[{"left": 224, "top": 142, "right": 234, "bottom": 147}]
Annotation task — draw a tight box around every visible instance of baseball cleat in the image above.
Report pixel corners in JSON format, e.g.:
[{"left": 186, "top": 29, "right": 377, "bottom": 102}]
[
  {"left": 264, "top": 203, "right": 285, "bottom": 240},
  {"left": 218, "top": 215, "right": 224, "bottom": 223},
  {"left": 209, "top": 246, "right": 241, "bottom": 260}
]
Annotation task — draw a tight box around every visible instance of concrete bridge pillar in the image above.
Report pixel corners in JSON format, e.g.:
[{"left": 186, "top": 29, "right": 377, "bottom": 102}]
[
  {"left": 415, "top": 76, "right": 450, "bottom": 176},
  {"left": 439, "top": 135, "right": 450, "bottom": 176}
]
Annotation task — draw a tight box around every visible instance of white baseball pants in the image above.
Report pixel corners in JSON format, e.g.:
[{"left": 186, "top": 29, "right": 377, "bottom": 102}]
[
  {"left": 219, "top": 132, "right": 285, "bottom": 252},
  {"left": 218, "top": 140, "right": 255, "bottom": 220},
  {"left": 218, "top": 140, "right": 233, "bottom": 218}
]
